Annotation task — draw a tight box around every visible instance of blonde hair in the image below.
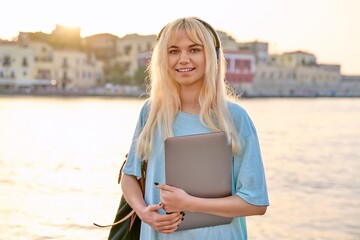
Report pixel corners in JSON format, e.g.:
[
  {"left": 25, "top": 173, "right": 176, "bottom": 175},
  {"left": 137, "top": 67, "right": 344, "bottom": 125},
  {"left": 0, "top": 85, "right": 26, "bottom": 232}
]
[{"left": 137, "top": 17, "right": 240, "bottom": 160}]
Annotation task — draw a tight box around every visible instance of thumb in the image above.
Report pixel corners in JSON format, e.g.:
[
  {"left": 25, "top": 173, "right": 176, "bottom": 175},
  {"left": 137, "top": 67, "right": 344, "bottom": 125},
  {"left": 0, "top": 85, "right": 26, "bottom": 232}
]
[{"left": 148, "top": 202, "right": 163, "bottom": 212}]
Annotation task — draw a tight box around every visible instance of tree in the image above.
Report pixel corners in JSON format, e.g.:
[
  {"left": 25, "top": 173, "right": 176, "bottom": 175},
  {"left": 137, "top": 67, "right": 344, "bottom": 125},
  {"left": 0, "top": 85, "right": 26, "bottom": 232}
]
[
  {"left": 132, "top": 66, "right": 148, "bottom": 86},
  {"left": 105, "top": 63, "right": 131, "bottom": 85}
]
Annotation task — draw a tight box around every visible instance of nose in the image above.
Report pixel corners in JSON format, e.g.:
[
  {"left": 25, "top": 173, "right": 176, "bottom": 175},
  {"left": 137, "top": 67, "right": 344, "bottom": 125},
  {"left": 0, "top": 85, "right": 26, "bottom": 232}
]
[{"left": 179, "top": 51, "right": 190, "bottom": 64}]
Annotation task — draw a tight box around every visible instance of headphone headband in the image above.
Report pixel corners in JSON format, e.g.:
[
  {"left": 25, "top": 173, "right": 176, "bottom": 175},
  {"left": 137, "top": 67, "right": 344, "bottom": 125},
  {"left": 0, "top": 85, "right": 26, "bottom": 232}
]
[{"left": 194, "top": 18, "right": 220, "bottom": 50}]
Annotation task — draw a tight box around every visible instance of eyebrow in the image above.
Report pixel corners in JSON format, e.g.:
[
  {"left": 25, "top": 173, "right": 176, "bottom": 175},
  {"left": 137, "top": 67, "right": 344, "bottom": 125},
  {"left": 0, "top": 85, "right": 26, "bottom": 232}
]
[{"left": 168, "top": 43, "right": 203, "bottom": 49}]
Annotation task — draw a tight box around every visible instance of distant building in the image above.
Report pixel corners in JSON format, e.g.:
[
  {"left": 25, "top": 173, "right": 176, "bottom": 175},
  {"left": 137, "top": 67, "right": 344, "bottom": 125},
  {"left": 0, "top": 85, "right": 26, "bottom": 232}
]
[
  {"left": 113, "top": 34, "right": 156, "bottom": 77},
  {"left": 2, "top": 24, "right": 359, "bottom": 97},
  {"left": 218, "top": 31, "right": 239, "bottom": 51},
  {"left": 18, "top": 31, "right": 51, "bottom": 46},
  {"left": 342, "top": 75, "right": 360, "bottom": 81},
  {"left": 238, "top": 41, "right": 269, "bottom": 65},
  {"left": 5, "top": 25, "right": 104, "bottom": 91},
  {"left": 0, "top": 40, "right": 104, "bottom": 90},
  {"left": 84, "top": 33, "right": 118, "bottom": 61},
  {"left": 51, "top": 24, "right": 82, "bottom": 49},
  {"left": 30, "top": 41, "right": 54, "bottom": 82},
  {"left": 271, "top": 51, "right": 317, "bottom": 67},
  {"left": 224, "top": 50, "right": 256, "bottom": 85},
  {"left": 0, "top": 42, "right": 59, "bottom": 90},
  {"left": 253, "top": 63, "right": 341, "bottom": 96},
  {"left": 338, "top": 75, "right": 360, "bottom": 96},
  {"left": 318, "top": 64, "right": 341, "bottom": 73},
  {"left": 0, "top": 43, "right": 35, "bottom": 81},
  {"left": 50, "top": 49, "right": 103, "bottom": 89},
  {"left": 52, "top": 24, "right": 81, "bottom": 37},
  {"left": 29, "top": 41, "right": 104, "bottom": 89}
]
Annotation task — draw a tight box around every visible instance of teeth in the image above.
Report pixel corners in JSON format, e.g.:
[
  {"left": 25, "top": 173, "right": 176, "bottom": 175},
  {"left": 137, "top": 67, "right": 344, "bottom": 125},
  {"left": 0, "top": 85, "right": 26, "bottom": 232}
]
[{"left": 177, "top": 68, "right": 193, "bottom": 72}]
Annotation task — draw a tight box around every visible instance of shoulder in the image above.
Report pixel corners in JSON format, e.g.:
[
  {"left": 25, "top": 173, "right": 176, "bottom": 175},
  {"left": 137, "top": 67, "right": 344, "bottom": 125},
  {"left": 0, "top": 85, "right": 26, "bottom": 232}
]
[
  {"left": 226, "top": 100, "right": 257, "bottom": 137},
  {"left": 226, "top": 100, "right": 250, "bottom": 122},
  {"left": 139, "top": 99, "right": 151, "bottom": 117},
  {"left": 134, "top": 98, "right": 151, "bottom": 128}
]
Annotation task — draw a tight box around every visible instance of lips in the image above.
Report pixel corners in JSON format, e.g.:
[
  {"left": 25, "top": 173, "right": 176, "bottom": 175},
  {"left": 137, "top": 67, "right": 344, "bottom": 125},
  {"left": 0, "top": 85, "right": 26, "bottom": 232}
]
[{"left": 176, "top": 67, "right": 195, "bottom": 72}]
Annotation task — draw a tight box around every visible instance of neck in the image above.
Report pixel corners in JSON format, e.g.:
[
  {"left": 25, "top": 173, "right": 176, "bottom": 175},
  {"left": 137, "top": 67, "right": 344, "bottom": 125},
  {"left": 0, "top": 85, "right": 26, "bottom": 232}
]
[{"left": 179, "top": 87, "right": 201, "bottom": 114}]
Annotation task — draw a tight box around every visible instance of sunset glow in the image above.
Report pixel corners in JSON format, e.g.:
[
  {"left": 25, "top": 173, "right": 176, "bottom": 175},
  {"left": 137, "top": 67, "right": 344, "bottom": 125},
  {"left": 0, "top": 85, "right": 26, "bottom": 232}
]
[{"left": 2, "top": 0, "right": 359, "bottom": 75}]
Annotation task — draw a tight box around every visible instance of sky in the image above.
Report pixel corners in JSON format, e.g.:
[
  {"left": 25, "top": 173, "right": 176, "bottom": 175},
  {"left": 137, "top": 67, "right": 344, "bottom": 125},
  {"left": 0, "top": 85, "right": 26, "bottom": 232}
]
[{"left": 1, "top": 0, "right": 359, "bottom": 75}]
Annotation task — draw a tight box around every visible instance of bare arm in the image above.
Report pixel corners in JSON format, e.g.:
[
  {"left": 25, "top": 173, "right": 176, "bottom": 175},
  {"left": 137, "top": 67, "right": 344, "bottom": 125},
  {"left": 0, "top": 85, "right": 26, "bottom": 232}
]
[
  {"left": 121, "top": 173, "right": 146, "bottom": 214},
  {"left": 121, "top": 174, "right": 184, "bottom": 233},
  {"left": 156, "top": 184, "right": 267, "bottom": 218},
  {"left": 188, "top": 194, "right": 267, "bottom": 217}
]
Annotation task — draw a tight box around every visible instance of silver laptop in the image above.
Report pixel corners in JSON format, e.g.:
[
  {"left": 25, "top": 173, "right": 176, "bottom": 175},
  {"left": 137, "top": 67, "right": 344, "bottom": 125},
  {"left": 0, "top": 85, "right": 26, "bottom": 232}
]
[{"left": 164, "top": 131, "right": 233, "bottom": 231}]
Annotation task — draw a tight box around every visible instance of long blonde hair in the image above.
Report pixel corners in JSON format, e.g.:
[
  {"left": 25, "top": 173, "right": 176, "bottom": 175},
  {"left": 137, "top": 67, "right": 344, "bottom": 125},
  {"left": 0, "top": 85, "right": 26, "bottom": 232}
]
[{"left": 137, "top": 17, "right": 240, "bottom": 160}]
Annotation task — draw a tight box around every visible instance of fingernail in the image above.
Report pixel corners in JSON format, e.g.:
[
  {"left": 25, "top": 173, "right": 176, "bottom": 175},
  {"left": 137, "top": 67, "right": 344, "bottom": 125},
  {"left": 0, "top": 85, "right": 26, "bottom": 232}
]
[
  {"left": 154, "top": 182, "right": 159, "bottom": 185},
  {"left": 158, "top": 202, "right": 163, "bottom": 206},
  {"left": 182, "top": 212, "right": 186, "bottom": 216},
  {"left": 181, "top": 217, "right": 184, "bottom": 221}
]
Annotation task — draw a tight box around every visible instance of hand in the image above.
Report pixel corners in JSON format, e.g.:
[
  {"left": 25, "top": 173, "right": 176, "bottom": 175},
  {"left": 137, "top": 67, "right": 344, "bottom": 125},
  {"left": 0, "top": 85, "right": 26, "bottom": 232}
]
[
  {"left": 138, "top": 203, "right": 183, "bottom": 234},
  {"left": 155, "top": 183, "right": 191, "bottom": 213}
]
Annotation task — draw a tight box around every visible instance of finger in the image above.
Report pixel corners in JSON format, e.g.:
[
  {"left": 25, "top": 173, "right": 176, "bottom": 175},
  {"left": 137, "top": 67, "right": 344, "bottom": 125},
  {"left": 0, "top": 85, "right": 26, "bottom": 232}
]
[
  {"left": 156, "top": 212, "right": 182, "bottom": 224},
  {"left": 162, "top": 204, "right": 182, "bottom": 214},
  {"left": 154, "top": 182, "right": 174, "bottom": 192},
  {"left": 148, "top": 203, "right": 163, "bottom": 212},
  {"left": 156, "top": 213, "right": 184, "bottom": 233},
  {"left": 163, "top": 206, "right": 174, "bottom": 213},
  {"left": 163, "top": 213, "right": 184, "bottom": 230},
  {"left": 159, "top": 218, "right": 182, "bottom": 233},
  {"left": 158, "top": 224, "right": 178, "bottom": 234},
  {"left": 175, "top": 213, "right": 185, "bottom": 227}
]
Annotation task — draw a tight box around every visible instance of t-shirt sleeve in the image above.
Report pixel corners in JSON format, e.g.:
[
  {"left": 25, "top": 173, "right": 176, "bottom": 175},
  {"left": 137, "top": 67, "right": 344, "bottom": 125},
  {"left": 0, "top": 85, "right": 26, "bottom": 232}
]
[
  {"left": 232, "top": 106, "right": 269, "bottom": 206},
  {"left": 122, "top": 101, "right": 149, "bottom": 179}
]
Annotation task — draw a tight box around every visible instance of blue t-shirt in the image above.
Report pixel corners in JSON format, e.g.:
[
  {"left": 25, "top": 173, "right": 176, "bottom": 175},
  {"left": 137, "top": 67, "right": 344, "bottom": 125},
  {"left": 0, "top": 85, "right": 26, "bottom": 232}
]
[{"left": 122, "top": 100, "right": 269, "bottom": 240}]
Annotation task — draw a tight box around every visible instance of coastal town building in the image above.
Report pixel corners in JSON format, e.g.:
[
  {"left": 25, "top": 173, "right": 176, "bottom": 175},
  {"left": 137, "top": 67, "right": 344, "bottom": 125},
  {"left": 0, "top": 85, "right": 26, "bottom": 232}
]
[
  {"left": 50, "top": 49, "right": 103, "bottom": 89},
  {"left": 224, "top": 50, "right": 255, "bottom": 83},
  {"left": 0, "top": 25, "right": 359, "bottom": 96},
  {"left": 29, "top": 40, "right": 104, "bottom": 90},
  {"left": 338, "top": 75, "right": 360, "bottom": 96},
  {"left": 84, "top": 33, "right": 118, "bottom": 61},
  {"left": 218, "top": 33, "right": 269, "bottom": 66},
  {"left": 252, "top": 64, "right": 342, "bottom": 96},
  {"left": 0, "top": 42, "right": 41, "bottom": 90},
  {"left": 0, "top": 43, "right": 35, "bottom": 81},
  {"left": 0, "top": 39, "right": 103, "bottom": 91},
  {"left": 113, "top": 34, "right": 156, "bottom": 77},
  {"left": 248, "top": 51, "right": 343, "bottom": 96},
  {"left": 238, "top": 41, "right": 269, "bottom": 65},
  {"left": 218, "top": 31, "right": 239, "bottom": 51},
  {"left": 271, "top": 51, "right": 317, "bottom": 67}
]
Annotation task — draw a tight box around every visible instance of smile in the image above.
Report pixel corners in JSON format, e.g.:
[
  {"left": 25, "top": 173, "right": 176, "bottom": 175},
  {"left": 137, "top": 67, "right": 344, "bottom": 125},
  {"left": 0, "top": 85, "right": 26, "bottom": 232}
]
[{"left": 176, "top": 68, "right": 195, "bottom": 72}]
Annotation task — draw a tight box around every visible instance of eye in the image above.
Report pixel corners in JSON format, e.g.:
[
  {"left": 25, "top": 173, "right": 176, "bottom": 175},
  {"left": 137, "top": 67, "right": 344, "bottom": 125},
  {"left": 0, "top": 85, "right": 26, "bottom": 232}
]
[
  {"left": 168, "top": 49, "right": 180, "bottom": 54},
  {"left": 189, "top": 48, "right": 201, "bottom": 53}
]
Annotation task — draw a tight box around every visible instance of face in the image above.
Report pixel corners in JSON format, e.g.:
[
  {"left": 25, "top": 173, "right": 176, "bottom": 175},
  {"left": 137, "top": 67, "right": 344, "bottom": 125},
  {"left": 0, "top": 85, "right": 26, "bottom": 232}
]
[{"left": 167, "top": 31, "right": 206, "bottom": 90}]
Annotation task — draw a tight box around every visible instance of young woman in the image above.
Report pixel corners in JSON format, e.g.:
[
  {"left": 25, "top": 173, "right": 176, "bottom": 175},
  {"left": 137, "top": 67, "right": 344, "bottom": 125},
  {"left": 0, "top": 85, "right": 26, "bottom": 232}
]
[{"left": 121, "top": 17, "right": 269, "bottom": 239}]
